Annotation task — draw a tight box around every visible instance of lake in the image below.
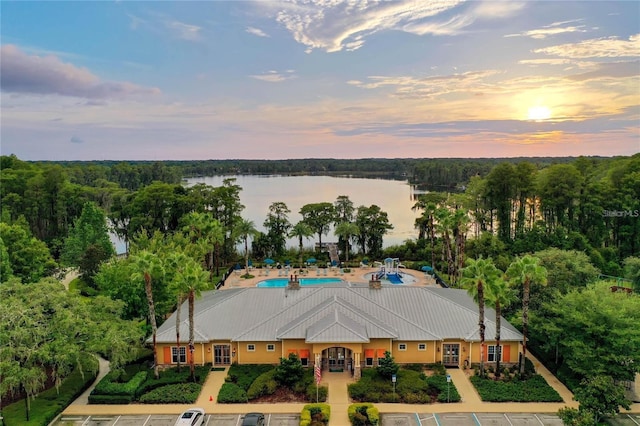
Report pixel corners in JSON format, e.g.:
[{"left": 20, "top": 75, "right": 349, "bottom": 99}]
[{"left": 185, "top": 175, "right": 422, "bottom": 249}]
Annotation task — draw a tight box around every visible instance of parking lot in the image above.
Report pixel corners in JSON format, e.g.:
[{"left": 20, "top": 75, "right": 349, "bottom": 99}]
[
  {"left": 52, "top": 413, "right": 300, "bottom": 426},
  {"left": 379, "top": 412, "right": 565, "bottom": 426}
]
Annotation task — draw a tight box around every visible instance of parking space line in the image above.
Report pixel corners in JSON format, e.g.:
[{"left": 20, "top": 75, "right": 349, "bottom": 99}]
[
  {"left": 112, "top": 415, "right": 121, "bottom": 425},
  {"left": 141, "top": 414, "right": 152, "bottom": 426},
  {"left": 415, "top": 412, "right": 423, "bottom": 425},
  {"left": 203, "top": 414, "right": 211, "bottom": 425},
  {"left": 434, "top": 413, "right": 441, "bottom": 426},
  {"left": 82, "top": 416, "right": 91, "bottom": 426},
  {"left": 504, "top": 413, "right": 513, "bottom": 426},
  {"left": 628, "top": 414, "right": 640, "bottom": 426},
  {"left": 534, "top": 414, "right": 544, "bottom": 425},
  {"left": 472, "top": 413, "right": 481, "bottom": 426}
]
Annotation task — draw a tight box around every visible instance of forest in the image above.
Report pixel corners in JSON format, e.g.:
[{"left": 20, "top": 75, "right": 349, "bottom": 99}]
[{"left": 1, "top": 153, "right": 639, "bottom": 424}]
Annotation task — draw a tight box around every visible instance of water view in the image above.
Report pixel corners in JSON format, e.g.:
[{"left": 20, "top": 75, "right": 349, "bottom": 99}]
[{"left": 185, "top": 175, "right": 422, "bottom": 249}]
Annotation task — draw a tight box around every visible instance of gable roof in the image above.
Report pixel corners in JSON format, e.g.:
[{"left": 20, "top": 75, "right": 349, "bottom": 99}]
[{"left": 155, "top": 283, "right": 523, "bottom": 344}]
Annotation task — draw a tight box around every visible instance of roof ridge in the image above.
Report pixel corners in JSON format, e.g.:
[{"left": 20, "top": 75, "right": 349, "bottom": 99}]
[
  {"left": 234, "top": 286, "right": 327, "bottom": 341},
  {"left": 346, "top": 286, "right": 442, "bottom": 340}
]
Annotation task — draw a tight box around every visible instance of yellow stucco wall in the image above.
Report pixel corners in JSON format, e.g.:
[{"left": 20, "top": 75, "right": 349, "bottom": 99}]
[{"left": 236, "top": 341, "right": 283, "bottom": 364}]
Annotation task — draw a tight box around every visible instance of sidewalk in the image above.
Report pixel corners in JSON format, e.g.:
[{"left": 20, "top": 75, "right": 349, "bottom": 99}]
[{"left": 62, "top": 359, "right": 640, "bottom": 419}]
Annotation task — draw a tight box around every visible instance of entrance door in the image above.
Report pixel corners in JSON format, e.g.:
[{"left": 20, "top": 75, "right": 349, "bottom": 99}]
[
  {"left": 214, "top": 345, "right": 231, "bottom": 365},
  {"left": 442, "top": 344, "right": 460, "bottom": 366}
]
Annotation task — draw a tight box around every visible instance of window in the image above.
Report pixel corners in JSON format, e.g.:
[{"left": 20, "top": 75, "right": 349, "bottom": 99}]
[
  {"left": 398, "top": 343, "right": 407, "bottom": 351},
  {"left": 247, "top": 344, "right": 256, "bottom": 352},
  {"left": 301, "top": 357, "right": 308, "bottom": 367},
  {"left": 365, "top": 357, "right": 373, "bottom": 367},
  {"left": 418, "top": 343, "right": 426, "bottom": 351},
  {"left": 487, "top": 345, "right": 502, "bottom": 362},
  {"left": 172, "top": 346, "right": 186, "bottom": 363},
  {"left": 266, "top": 344, "right": 275, "bottom": 352}
]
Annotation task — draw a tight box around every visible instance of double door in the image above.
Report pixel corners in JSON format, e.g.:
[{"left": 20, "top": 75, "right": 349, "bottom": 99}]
[{"left": 442, "top": 343, "right": 460, "bottom": 366}]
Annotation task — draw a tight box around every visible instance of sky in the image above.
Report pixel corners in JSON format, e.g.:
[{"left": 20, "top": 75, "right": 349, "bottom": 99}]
[{"left": 1, "top": 1, "right": 639, "bottom": 161}]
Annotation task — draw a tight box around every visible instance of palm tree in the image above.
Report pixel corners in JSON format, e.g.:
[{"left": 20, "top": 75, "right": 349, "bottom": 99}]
[
  {"left": 460, "top": 257, "right": 501, "bottom": 377},
  {"left": 485, "top": 275, "right": 517, "bottom": 379},
  {"left": 506, "top": 255, "right": 547, "bottom": 374},
  {"left": 289, "top": 221, "right": 314, "bottom": 267},
  {"left": 167, "top": 252, "right": 191, "bottom": 372},
  {"left": 334, "top": 221, "right": 359, "bottom": 262},
  {"left": 234, "top": 218, "right": 257, "bottom": 277},
  {"left": 173, "top": 258, "right": 210, "bottom": 381},
  {"left": 131, "top": 250, "right": 164, "bottom": 379}
]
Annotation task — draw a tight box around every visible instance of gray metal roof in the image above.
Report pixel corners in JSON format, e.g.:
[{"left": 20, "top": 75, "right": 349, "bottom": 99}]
[{"left": 155, "top": 283, "right": 523, "bottom": 344}]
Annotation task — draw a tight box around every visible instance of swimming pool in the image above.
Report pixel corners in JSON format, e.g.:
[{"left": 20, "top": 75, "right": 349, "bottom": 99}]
[{"left": 257, "top": 278, "right": 345, "bottom": 288}]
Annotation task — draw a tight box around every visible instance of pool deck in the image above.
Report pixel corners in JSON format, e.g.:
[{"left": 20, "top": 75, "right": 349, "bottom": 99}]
[{"left": 222, "top": 266, "right": 438, "bottom": 289}]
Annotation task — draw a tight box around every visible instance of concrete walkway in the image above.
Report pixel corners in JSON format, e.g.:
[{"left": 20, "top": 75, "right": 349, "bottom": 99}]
[
  {"left": 70, "top": 356, "right": 110, "bottom": 405},
  {"left": 446, "top": 368, "right": 481, "bottom": 404}
]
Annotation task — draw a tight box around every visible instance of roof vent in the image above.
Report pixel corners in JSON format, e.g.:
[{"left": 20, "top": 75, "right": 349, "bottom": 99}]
[{"left": 288, "top": 274, "right": 300, "bottom": 290}]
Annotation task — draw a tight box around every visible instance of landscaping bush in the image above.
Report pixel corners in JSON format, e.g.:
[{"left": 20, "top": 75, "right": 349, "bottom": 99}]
[
  {"left": 226, "top": 364, "right": 274, "bottom": 391},
  {"left": 426, "top": 374, "right": 461, "bottom": 403},
  {"left": 87, "top": 394, "right": 133, "bottom": 404},
  {"left": 138, "top": 383, "right": 201, "bottom": 404},
  {"left": 348, "top": 403, "right": 379, "bottom": 426},
  {"left": 2, "top": 353, "right": 98, "bottom": 426},
  {"left": 135, "top": 365, "right": 209, "bottom": 398},
  {"left": 217, "top": 382, "right": 248, "bottom": 403},
  {"left": 246, "top": 369, "right": 278, "bottom": 400},
  {"left": 305, "top": 382, "right": 328, "bottom": 402},
  {"left": 470, "top": 374, "right": 562, "bottom": 402},
  {"left": 92, "top": 371, "right": 147, "bottom": 397},
  {"left": 300, "top": 403, "right": 331, "bottom": 426}
]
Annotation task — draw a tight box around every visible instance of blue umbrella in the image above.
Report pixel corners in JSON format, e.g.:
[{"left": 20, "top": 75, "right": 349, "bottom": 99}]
[
  {"left": 264, "top": 258, "right": 275, "bottom": 265},
  {"left": 421, "top": 265, "right": 433, "bottom": 272},
  {"left": 306, "top": 258, "right": 317, "bottom": 264}
]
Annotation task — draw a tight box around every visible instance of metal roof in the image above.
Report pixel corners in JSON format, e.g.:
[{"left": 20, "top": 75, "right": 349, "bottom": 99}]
[{"left": 154, "top": 283, "right": 523, "bottom": 344}]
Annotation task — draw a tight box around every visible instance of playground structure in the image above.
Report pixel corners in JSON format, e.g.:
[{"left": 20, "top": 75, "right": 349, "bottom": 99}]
[{"left": 374, "top": 257, "right": 406, "bottom": 284}]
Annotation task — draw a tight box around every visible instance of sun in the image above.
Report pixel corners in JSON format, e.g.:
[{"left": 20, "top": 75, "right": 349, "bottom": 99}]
[{"left": 527, "top": 106, "right": 551, "bottom": 121}]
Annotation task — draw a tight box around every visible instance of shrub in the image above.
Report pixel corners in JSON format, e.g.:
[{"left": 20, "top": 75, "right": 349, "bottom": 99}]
[
  {"left": 348, "top": 403, "right": 379, "bottom": 426},
  {"left": 217, "top": 383, "right": 248, "bottom": 403},
  {"left": 426, "top": 374, "right": 461, "bottom": 403},
  {"left": 300, "top": 403, "right": 331, "bottom": 426},
  {"left": 87, "top": 394, "right": 133, "bottom": 404},
  {"left": 2, "top": 353, "right": 98, "bottom": 426},
  {"left": 246, "top": 369, "right": 278, "bottom": 400},
  {"left": 92, "top": 371, "right": 147, "bottom": 397},
  {"left": 470, "top": 374, "right": 562, "bottom": 402},
  {"left": 306, "top": 382, "right": 328, "bottom": 402},
  {"left": 226, "top": 364, "right": 274, "bottom": 391},
  {"left": 136, "top": 365, "right": 209, "bottom": 399},
  {"left": 138, "top": 383, "right": 201, "bottom": 404}
]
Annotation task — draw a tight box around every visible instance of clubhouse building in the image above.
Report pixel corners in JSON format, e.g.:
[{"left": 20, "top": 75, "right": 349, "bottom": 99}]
[{"left": 154, "top": 281, "right": 523, "bottom": 378}]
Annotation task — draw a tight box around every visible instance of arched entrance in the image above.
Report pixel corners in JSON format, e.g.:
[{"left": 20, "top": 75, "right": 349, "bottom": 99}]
[{"left": 323, "top": 347, "right": 353, "bottom": 372}]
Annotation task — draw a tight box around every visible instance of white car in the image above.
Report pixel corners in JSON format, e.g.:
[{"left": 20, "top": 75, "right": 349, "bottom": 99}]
[{"left": 175, "top": 408, "right": 206, "bottom": 426}]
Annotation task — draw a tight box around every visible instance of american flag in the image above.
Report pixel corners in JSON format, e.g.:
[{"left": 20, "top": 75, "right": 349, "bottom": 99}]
[{"left": 314, "top": 363, "right": 321, "bottom": 384}]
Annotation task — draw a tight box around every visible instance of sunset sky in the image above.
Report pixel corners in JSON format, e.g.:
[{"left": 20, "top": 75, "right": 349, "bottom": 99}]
[{"left": 1, "top": 1, "right": 638, "bottom": 160}]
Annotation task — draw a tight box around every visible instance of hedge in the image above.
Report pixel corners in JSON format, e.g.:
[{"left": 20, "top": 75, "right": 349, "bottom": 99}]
[
  {"left": 135, "top": 365, "right": 209, "bottom": 399},
  {"left": 470, "top": 374, "right": 563, "bottom": 402},
  {"left": 217, "top": 382, "right": 248, "bottom": 403},
  {"left": 138, "top": 383, "right": 201, "bottom": 404},
  {"left": 226, "top": 364, "right": 274, "bottom": 391},
  {"left": 246, "top": 369, "right": 278, "bottom": 400},
  {"left": 2, "top": 353, "right": 99, "bottom": 426},
  {"left": 91, "top": 371, "right": 147, "bottom": 397},
  {"left": 348, "top": 403, "right": 379, "bottom": 426},
  {"left": 300, "top": 403, "right": 331, "bottom": 426},
  {"left": 87, "top": 394, "right": 133, "bottom": 404}
]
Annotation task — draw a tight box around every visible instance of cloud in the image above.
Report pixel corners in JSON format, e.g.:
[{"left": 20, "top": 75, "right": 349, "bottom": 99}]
[
  {"left": 270, "top": 0, "right": 470, "bottom": 53},
  {"left": 0, "top": 44, "right": 161, "bottom": 99},
  {"left": 506, "top": 19, "right": 587, "bottom": 39},
  {"left": 348, "top": 70, "right": 501, "bottom": 99},
  {"left": 246, "top": 26, "right": 269, "bottom": 37},
  {"left": 250, "top": 70, "right": 296, "bottom": 83},
  {"left": 472, "top": 1, "right": 526, "bottom": 19},
  {"left": 534, "top": 34, "right": 640, "bottom": 58},
  {"left": 566, "top": 61, "right": 640, "bottom": 81},
  {"left": 165, "top": 20, "right": 202, "bottom": 41},
  {"left": 70, "top": 135, "right": 84, "bottom": 144}
]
